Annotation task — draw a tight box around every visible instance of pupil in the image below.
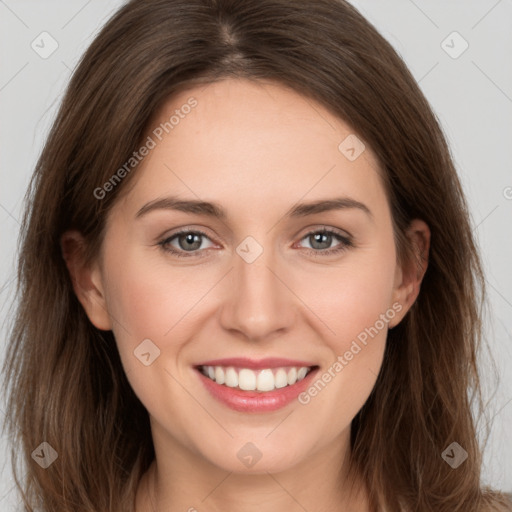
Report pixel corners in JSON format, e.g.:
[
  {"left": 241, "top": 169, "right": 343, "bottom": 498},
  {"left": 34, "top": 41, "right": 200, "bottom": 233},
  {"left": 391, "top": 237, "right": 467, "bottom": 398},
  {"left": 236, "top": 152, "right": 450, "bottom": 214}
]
[
  {"left": 179, "top": 233, "right": 202, "bottom": 251},
  {"left": 311, "top": 232, "right": 331, "bottom": 250}
]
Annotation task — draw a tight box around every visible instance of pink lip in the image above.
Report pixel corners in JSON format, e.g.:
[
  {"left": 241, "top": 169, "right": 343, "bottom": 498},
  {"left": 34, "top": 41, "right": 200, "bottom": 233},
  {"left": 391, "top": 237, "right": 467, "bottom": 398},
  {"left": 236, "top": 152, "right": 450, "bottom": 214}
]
[
  {"left": 195, "top": 366, "right": 319, "bottom": 413},
  {"left": 194, "top": 357, "right": 316, "bottom": 370}
]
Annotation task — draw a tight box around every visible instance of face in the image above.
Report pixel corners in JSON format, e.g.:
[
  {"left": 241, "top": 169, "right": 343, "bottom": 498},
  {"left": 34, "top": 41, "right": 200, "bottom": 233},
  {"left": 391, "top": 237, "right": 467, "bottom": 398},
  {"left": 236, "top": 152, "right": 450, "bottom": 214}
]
[{"left": 69, "top": 78, "right": 423, "bottom": 476}]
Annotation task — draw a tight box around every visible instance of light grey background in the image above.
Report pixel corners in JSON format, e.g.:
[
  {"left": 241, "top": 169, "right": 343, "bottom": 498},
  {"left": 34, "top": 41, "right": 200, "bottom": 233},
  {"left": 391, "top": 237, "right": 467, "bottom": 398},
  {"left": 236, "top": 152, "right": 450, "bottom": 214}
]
[{"left": 1, "top": 0, "right": 511, "bottom": 508}]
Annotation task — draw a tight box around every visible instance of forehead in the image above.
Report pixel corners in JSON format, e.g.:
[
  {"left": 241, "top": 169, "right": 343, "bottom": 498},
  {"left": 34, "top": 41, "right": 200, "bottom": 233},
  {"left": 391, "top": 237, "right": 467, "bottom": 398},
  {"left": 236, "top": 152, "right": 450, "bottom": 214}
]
[{"left": 117, "top": 78, "right": 386, "bottom": 217}]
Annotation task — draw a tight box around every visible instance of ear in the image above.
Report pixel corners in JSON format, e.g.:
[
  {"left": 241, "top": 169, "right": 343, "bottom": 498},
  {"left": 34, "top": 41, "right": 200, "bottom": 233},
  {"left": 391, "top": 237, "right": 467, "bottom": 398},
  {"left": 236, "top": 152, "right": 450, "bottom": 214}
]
[
  {"left": 388, "top": 219, "right": 430, "bottom": 328},
  {"left": 60, "top": 230, "right": 112, "bottom": 331}
]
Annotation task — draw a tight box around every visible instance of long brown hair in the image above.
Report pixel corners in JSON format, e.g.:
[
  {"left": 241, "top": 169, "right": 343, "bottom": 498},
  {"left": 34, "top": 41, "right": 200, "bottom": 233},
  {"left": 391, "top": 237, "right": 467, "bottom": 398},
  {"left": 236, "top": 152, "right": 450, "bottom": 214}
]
[{"left": 2, "top": 0, "right": 510, "bottom": 510}]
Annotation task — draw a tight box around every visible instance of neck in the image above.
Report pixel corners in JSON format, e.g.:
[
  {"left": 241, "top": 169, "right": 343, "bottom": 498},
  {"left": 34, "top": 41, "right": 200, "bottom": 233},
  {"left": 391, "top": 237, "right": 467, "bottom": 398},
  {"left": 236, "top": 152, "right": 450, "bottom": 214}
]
[{"left": 135, "top": 427, "right": 371, "bottom": 512}]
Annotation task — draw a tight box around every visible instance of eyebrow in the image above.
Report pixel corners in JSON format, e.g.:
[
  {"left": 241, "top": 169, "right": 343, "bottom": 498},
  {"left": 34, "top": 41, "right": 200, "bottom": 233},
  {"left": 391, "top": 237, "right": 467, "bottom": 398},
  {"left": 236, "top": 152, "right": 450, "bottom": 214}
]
[{"left": 135, "top": 195, "right": 373, "bottom": 220}]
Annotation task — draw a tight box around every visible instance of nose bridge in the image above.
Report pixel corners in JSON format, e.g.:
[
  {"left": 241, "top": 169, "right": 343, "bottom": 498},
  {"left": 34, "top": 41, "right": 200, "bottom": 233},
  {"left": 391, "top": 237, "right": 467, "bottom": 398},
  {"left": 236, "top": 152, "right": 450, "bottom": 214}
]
[{"left": 219, "top": 238, "right": 295, "bottom": 340}]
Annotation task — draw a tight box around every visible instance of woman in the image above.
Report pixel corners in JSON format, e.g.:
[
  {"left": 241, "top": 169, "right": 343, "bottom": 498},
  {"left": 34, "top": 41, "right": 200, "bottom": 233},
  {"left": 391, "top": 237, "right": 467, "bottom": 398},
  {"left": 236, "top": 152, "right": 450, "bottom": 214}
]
[{"left": 2, "top": 0, "right": 510, "bottom": 510}]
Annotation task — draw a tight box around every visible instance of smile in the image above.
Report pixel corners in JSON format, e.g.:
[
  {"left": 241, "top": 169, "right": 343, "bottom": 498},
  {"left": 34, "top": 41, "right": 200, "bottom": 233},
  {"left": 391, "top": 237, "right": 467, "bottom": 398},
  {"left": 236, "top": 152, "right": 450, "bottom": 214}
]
[
  {"left": 198, "top": 365, "right": 313, "bottom": 392},
  {"left": 194, "top": 358, "right": 320, "bottom": 412}
]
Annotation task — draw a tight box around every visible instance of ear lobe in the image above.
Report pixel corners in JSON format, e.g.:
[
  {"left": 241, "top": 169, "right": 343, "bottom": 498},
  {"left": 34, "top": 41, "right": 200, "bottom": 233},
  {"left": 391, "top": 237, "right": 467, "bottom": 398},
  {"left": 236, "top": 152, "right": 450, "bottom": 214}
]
[
  {"left": 389, "top": 219, "right": 430, "bottom": 328},
  {"left": 60, "top": 230, "right": 112, "bottom": 331}
]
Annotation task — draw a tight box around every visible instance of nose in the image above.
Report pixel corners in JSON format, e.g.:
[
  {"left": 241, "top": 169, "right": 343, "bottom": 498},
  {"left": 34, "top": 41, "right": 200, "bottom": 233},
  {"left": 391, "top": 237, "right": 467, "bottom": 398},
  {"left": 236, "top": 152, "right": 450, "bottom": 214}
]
[{"left": 218, "top": 245, "right": 297, "bottom": 342}]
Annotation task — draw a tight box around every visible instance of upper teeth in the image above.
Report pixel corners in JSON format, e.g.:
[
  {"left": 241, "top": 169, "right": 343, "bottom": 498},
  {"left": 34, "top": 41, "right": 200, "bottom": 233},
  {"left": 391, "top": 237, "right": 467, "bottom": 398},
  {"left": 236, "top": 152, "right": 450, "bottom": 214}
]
[{"left": 200, "top": 366, "right": 311, "bottom": 392}]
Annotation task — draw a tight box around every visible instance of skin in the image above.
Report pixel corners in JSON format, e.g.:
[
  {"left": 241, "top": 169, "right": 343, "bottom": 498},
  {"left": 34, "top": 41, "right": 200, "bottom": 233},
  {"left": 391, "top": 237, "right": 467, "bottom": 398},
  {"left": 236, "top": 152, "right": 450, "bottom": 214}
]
[{"left": 62, "top": 78, "right": 430, "bottom": 512}]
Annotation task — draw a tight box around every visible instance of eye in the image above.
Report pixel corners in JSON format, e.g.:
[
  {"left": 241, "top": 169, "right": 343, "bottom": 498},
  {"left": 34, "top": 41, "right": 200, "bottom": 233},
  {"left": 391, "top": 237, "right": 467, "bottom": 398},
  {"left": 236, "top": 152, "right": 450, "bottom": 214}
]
[
  {"left": 158, "top": 229, "right": 215, "bottom": 257},
  {"left": 297, "top": 228, "right": 353, "bottom": 256},
  {"left": 157, "top": 227, "right": 353, "bottom": 259}
]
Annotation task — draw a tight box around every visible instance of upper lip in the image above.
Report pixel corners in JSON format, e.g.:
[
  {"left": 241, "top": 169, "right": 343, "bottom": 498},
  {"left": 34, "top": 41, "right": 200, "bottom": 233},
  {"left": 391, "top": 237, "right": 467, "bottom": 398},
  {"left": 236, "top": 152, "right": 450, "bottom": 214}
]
[{"left": 195, "top": 357, "right": 317, "bottom": 370}]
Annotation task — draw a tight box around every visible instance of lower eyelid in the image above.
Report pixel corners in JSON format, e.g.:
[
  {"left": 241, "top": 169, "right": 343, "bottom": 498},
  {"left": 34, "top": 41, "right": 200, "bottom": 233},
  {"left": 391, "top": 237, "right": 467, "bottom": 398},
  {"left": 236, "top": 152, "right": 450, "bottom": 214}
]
[
  {"left": 158, "top": 229, "right": 352, "bottom": 256},
  {"left": 162, "top": 231, "right": 214, "bottom": 251},
  {"left": 297, "top": 230, "right": 352, "bottom": 248}
]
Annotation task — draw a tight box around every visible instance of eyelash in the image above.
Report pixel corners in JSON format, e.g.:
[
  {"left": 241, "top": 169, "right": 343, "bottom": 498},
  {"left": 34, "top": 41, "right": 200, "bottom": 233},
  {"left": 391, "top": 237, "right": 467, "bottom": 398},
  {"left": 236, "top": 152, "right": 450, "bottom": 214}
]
[{"left": 157, "top": 227, "right": 354, "bottom": 259}]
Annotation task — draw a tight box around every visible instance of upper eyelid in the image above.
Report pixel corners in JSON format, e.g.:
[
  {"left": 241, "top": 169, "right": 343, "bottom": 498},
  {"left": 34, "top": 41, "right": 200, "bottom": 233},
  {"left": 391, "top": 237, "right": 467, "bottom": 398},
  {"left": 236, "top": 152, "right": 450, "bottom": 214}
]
[
  {"left": 160, "top": 226, "right": 352, "bottom": 250},
  {"left": 293, "top": 229, "right": 352, "bottom": 250},
  {"left": 161, "top": 228, "right": 216, "bottom": 244}
]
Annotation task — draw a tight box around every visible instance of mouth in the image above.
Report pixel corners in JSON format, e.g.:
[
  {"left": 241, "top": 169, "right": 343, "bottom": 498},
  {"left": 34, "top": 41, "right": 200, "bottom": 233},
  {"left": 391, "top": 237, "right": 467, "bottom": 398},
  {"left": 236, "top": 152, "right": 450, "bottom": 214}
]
[
  {"left": 193, "top": 358, "right": 320, "bottom": 412},
  {"left": 196, "top": 364, "right": 316, "bottom": 392}
]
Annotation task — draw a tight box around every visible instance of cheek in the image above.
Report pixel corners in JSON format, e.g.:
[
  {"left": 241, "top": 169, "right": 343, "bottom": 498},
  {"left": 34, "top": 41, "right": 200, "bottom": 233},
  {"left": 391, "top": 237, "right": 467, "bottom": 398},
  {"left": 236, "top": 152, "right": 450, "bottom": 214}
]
[
  {"left": 291, "top": 241, "right": 397, "bottom": 412},
  {"left": 104, "top": 237, "right": 207, "bottom": 325},
  {"left": 104, "top": 230, "right": 397, "bottom": 356},
  {"left": 293, "top": 250, "right": 397, "bottom": 349},
  {"left": 102, "top": 248, "right": 224, "bottom": 363},
  {"left": 101, "top": 252, "right": 222, "bottom": 427},
  {"left": 294, "top": 272, "right": 394, "bottom": 433}
]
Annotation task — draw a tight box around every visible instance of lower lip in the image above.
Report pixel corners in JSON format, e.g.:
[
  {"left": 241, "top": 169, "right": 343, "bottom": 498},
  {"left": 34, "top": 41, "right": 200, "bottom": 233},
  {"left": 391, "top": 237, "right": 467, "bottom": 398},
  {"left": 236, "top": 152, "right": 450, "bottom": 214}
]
[{"left": 195, "top": 367, "right": 319, "bottom": 412}]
